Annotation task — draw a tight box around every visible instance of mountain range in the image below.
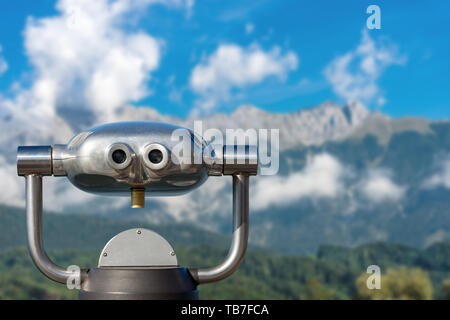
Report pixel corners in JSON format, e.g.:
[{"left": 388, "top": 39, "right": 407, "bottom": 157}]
[{"left": 0, "top": 101, "right": 449, "bottom": 254}]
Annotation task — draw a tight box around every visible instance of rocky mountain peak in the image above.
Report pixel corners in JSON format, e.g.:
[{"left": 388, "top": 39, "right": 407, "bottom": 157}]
[{"left": 114, "top": 101, "right": 373, "bottom": 150}]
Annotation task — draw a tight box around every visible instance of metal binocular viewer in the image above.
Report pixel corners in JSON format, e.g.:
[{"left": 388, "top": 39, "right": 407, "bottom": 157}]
[{"left": 17, "top": 121, "right": 257, "bottom": 299}]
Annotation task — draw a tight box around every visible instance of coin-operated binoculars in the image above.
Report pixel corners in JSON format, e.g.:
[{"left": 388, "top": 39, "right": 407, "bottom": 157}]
[{"left": 17, "top": 121, "right": 257, "bottom": 299}]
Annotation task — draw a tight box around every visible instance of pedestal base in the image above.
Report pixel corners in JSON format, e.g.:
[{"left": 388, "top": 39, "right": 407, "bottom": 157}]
[{"left": 79, "top": 267, "right": 198, "bottom": 300}]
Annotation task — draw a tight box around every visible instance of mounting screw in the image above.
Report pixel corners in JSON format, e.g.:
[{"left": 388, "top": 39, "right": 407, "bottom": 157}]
[
  {"left": 137, "top": 230, "right": 141, "bottom": 235},
  {"left": 170, "top": 251, "right": 175, "bottom": 256},
  {"left": 103, "top": 252, "right": 108, "bottom": 257}
]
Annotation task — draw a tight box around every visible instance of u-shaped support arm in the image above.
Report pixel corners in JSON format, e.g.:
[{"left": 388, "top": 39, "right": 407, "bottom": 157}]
[
  {"left": 26, "top": 173, "right": 249, "bottom": 285},
  {"left": 189, "top": 174, "right": 249, "bottom": 284},
  {"left": 26, "top": 175, "right": 88, "bottom": 284},
  {"left": 20, "top": 144, "right": 255, "bottom": 286}
]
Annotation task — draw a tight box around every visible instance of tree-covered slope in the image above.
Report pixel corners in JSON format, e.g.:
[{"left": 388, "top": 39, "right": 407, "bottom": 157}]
[
  {"left": 0, "top": 242, "right": 449, "bottom": 300},
  {"left": 251, "top": 122, "right": 450, "bottom": 254}
]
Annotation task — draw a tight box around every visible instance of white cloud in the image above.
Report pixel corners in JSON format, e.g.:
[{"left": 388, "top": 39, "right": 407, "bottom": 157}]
[
  {"left": 23, "top": 0, "right": 162, "bottom": 121},
  {"left": 155, "top": 177, "right": 230, "bottom": 224},
  {"left": 190, "top": 43, "right": 298, "bottom": 112},
  {"left": 1, "top": 0, "right": 192, "bottom": 124},
  {"left": 250, "top": 157, "right": 407, "bottom": 213},
  {"left": 360, "top": 168, "right": 406, "bottom": 203},
  {"left": 423, "top": 157, "right": 450, "bottom": 189},
  {"left": 0, "top": 0, "right": 192, "bottom": 209},
  {"left": 0, "top": 45, "right": 7, "bottom": 76},
  {"left": 324, "top": 30, "right": 406, "bottom": 106},
  {"left": 251, "top": 153, "right": 347, "bottom": 211},
  {"left": 0, "top": 156, "right": 23, "bottom": 207},
  {"left": 245, "top": 23, "right": 254, "bottom": 35},
  {"left": 41, "top": 178, "right": 131, "bottom": 213}
]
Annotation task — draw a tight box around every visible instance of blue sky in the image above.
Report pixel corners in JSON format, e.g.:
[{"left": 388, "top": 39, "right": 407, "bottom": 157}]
[{"left": 0, "top": 0, "right": 449, "bottom": 119}]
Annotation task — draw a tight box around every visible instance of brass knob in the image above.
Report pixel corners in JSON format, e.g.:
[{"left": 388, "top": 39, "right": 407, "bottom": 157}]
[{"left": 131, "top": 188, "right": 145, "bottom": 209}]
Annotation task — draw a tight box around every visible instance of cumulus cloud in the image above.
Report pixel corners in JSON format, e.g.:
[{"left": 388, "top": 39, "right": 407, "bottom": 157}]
[
  {"left": 251, "top": 153, "right": 347, "bottom": 211},
  {"left": 0, "top": 0, "right": 192, "bottom": 209},
  {"left": 423, "top": 156, "right": 450, "bottom": 189},
  {"left": 324, "top": 30, "right": 406, "bottom": 106},
  {"left": 0, "top": 45, "right": 7, "bottom": 76},
  {"left": 360, "top": 168, "right": 406, "bottom": 203},
  {"left": 0, "top": 156, "right": 23, "bottom": 207},
  {"left": 155, "top": 177, "right": 230, "bottom": 225},
  {"left": 251, "top": 154, "right": 407, "bottom": 212},
  {"left": 1, "top": 0, "right": 193, "bottom": 125},
  {"left": 22, "top": 0, "right": 174, "bottom": 122},
  {"left": 190, "top": 43, "right": 298, "bottom": 112}
]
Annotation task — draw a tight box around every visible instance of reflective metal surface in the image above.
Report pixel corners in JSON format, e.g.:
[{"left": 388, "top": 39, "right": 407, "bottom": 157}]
[
  {"left": 223, "top": 145, "right": 258, "bottom": 175},
  {"left": 79, "top": 267, "right": 198, "bottom": 300},
  {"left": 17, "top": 146, "right": 52, "bottom": 176},
  {"left": 55, "top": 122, "right": 209, "bottom": 196},
  {"left": 17, "top": 120, "right": 259, "bottom": 291},
  {"left": 131, "top": 188, "right": 145, "bottom": 208},
  {"left": 26, "top": 175, "right": 88, "bottom": 284},
  {"left": 98, "top": 228, "right": 178, "bottom": 267},
  {"left": 189, "top": 174, "right": 249, "bottom": 284}
]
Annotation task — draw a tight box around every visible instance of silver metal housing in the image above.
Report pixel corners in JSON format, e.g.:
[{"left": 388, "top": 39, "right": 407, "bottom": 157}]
[
  {"left": 55, "top": 122, "right": 209, "bottom": 196},
  {"left": 189, "top": 174, "right": 249, "bottom": 284},
  {"left": 26, "top": 175, "right": 88, "bottom": 284},
  {"left": 223, "top": 145, "right": 258, "bottom": 175},
  {"left": 98, "top": 228, "right": 178, "bottom": 267},
  {"left": 17, "top": 146, "right": 52, "bottom": 176},
  {"left": 17, "top": 121, "right": 259, "bottom": 287}
]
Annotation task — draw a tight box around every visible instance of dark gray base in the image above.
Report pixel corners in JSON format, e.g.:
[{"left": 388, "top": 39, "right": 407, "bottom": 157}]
[{"left": 79, "top": 267, "right": 198, "bottom": 300}]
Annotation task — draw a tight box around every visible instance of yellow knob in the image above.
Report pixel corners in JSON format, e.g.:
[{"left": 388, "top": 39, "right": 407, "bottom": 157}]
[{"left": 131, "top": 188, "right": 145, "bottom": 209}]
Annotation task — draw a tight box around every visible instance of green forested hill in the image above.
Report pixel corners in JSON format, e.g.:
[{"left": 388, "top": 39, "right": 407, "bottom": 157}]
[
  {"left": 1, "top": 242, "right": 449, "bottom": 300},
  {"left": 1, "top": 193, "right": 449, "bottom": 299},
  {"left": 252, "top": 123, "right": 450, "bottom": 254}
]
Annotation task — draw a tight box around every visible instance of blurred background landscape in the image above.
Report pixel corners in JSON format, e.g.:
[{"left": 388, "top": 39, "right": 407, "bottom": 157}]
[
  {"left": 0, "top": 1, "right": 449, "bottom": 299},
  {"left": 1, "top": 205, "right": 449, "bottom": 299}
]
